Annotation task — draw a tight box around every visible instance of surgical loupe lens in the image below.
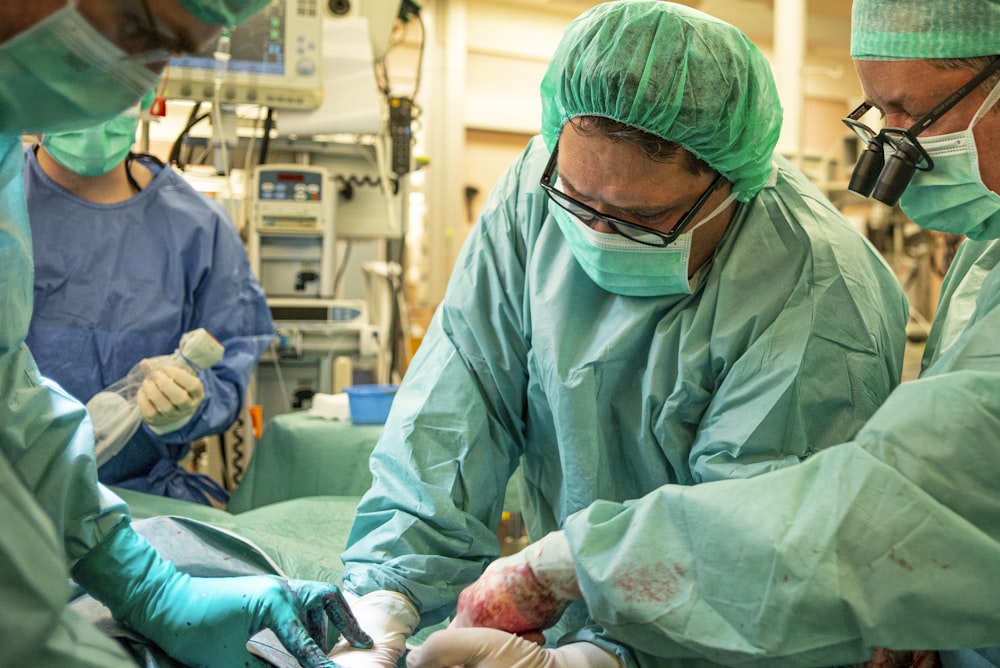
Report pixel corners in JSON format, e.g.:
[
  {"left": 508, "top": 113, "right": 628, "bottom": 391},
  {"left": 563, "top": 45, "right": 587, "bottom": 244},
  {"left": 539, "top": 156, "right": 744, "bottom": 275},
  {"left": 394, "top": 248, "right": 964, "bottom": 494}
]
[
  {"left": 881, "top": 132, "right": 931, "bottom": 170},
  {"left": 871, "top": 151, "right": 918, "bottom": 206},
  {"left": 847, "top": 142, "right": 885, "bottom": 197}
]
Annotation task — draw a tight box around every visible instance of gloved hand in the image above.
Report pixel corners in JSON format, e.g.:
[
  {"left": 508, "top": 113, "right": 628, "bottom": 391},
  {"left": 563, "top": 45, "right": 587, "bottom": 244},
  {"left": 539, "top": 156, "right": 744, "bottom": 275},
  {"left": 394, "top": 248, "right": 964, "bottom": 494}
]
[
  {"left": 327, "top": 590, "right": 420, "bottom": 667},
  {"left": 452, "top": 530, "right": 582, "bottom": 635},
  {"left": 406, "top": 627, "right": 622, "bottom": 668},
  {"left": 137, "top": 363, "right": 204, "bottom": 434},
  {"left": 852, "top": 648, "right": 942, "bottom": 668},
  {"left": 72, "top": 522, "right": 372, "bottom": 668}
]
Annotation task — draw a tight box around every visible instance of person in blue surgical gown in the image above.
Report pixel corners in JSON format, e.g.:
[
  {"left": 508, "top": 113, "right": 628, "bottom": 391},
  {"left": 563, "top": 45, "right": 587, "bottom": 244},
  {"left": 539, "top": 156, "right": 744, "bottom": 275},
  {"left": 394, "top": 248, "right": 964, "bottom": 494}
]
[
  {"left": 325, "top": 3, "right": 911, "bottom": 667},
  {"left": 405, "top": 1, "right": 1000, "bottom": 667},
  {"left": 23, "top": 93, "right": 274, "bottom": 505},
  {"left": 0, "top": 1, "right": 370, "bottom": 666}
]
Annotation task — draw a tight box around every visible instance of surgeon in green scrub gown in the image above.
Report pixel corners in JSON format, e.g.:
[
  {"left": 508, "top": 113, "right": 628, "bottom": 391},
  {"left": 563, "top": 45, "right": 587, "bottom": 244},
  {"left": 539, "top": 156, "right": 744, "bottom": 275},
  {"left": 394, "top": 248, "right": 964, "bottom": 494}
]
[
  {"left": 0, "top": 2, "right": 369, "bottom": 667},
  {"left": 405, "top": 2, "right": 1000, "bottom": 667},
  {"left": 325, "top": 3, "right": 911, "bottom": 667}
]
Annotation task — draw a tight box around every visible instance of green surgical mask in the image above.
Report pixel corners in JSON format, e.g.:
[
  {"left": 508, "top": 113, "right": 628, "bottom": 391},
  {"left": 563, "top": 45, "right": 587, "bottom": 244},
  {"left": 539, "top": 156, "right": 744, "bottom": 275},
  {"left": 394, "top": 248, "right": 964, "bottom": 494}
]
[
  {"left": 43, "top": 111, "right": 140, "bottom": 177},
  {"left": 551, "top": 191, "right": 738, "bottom": 297},
  {"left": 0, "top": 2, "right": 160, "bottom": 134},
  {"left": 898, "top": 81, "right": 1000, "bottom": 241}
]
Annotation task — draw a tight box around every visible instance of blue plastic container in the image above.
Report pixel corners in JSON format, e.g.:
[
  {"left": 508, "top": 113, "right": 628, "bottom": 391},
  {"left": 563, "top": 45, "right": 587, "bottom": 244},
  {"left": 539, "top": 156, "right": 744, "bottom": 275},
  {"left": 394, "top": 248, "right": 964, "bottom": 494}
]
[{"left": 344, "top": 384, "right": 399, "bottom": 425}]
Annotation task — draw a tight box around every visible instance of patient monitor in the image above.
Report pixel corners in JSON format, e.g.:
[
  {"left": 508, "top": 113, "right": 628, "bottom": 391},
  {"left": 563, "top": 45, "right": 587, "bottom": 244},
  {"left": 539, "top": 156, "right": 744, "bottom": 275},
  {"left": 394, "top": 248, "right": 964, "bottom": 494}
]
[
  {"left": 167, "top": 0, "right": 324, "bottom": 109},
  {"left": 165, "top": 0, "right": 401, "bottom": 110}
]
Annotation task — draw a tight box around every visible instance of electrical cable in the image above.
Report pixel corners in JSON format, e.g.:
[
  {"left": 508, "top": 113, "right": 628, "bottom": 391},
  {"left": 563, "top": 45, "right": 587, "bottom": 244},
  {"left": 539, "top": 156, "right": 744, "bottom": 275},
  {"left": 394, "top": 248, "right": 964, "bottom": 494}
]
[
  {"left": 169, "top": 102, "right": 200, "bottom": 165},
  {"left": 268, "top": 338, "right": 291, "bottom": 412},
  {"left": 408, "top": 13, "right": 426, "bottom": 99},
  {"left": 229, "top": 415, "right": 247, "bottom": 486},
  {"left": 373, "top": 118, "right": 401, "bottom": 233},
  {"left": 123, "top": 152, "right": 166, "bottom": 192},
  {"left": 336, "top": 173, "right": 397, "bottom": 196},
  {"left": 333, "top": 241, "right": 353, "bottom": 297},
  {"left": 214, "top": 433, "right": 230, "bottom": 490},
  {"left": 370, "top": 10, "right": 425, "bottom": 381},
  {"left": 210, "top": 30, "right": 238, "bottom": 220},
  {"left": 168, "top": 103, "right": 210, "bottom": 170},
  {"left": 258, "top": 106, "right": 274, "bottom": 165},
  {"left": 232, "top": 104, "right": 265, "bottom": 240},
  {"left": 375, "top": 7, "right": 425, "bottom": 99}
]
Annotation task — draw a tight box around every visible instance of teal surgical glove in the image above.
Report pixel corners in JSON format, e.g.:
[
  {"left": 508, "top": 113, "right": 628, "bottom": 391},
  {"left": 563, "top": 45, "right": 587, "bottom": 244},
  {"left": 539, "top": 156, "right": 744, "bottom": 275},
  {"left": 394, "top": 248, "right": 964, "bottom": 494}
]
[
  {"left": 406, "top": 628, "right": 622, "bottom": 668},
  {"left": 452, "top": 531, "right": 581, "bottom": 636},
  {"left": 72, "top": 522, "right": 372, "bottom": 668}
]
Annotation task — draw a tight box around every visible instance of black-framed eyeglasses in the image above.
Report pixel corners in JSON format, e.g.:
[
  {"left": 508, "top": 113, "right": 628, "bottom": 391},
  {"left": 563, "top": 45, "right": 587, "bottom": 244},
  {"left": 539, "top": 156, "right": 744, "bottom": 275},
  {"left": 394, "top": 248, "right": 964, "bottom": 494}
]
[
  {"left": 540, "top": 147, "right": 726, "bottom": 248},
  {"left": 842, "top": 55, "right": 1000, "bottom": 206}
]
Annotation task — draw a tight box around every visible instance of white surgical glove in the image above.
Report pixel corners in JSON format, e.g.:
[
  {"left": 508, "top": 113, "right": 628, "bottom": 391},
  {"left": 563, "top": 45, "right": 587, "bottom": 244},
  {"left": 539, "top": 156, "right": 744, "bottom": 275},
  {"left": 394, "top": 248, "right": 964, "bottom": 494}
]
[
  {"left": 406, "top": 627, "right": 622, "bottom": 668},
  {"left": 452, "top": 531, "right": 581, "bottom": 635},
  {"left": 137, "top": 363, "right": 204, "bottom": 434},
  {"left": 327, "top": 590, "right": 419, "bottom": 668}
]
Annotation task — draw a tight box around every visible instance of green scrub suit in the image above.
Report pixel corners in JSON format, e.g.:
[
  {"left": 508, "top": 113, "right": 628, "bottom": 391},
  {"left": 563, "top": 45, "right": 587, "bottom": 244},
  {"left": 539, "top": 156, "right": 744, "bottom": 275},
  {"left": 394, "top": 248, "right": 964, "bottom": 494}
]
[
  {"left": 564, "top": 235, "right": 1000, "bottom": 665},
  {"left": 0, "top": 135, "right": 136, "bottom": 666},
  {"left": 341, "top": 136, "right": 910, "bottom": 664}
]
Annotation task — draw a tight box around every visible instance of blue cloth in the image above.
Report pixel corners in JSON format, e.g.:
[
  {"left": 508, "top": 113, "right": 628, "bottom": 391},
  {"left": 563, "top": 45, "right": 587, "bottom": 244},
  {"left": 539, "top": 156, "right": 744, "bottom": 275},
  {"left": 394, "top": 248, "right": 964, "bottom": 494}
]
[
  {"left": 340, "top": 136, "right": 909, "bottom": 649},
  {"left": 23, "top": 148, "right": 274, "bottom": 504}
]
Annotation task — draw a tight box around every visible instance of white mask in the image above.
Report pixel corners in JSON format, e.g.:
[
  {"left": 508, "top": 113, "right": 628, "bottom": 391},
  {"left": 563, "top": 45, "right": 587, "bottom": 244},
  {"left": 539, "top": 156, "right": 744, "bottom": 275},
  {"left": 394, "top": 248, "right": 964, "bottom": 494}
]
[{"left": 898, "top": 79, "right": 1000, "bottom": 241}]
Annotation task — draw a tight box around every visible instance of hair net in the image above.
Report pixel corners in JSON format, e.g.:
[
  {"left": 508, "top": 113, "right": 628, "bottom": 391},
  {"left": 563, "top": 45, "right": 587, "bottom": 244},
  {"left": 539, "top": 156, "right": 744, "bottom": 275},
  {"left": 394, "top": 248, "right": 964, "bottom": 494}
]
[
  {"left": 177, "top": 0, "right": 272, "bottom": 26},
  {"left": 852, "top": 0, "right": 1000, "bottom": 60},
  {"left": 540, "top": 0, "right": 782, "bottom": 201}
]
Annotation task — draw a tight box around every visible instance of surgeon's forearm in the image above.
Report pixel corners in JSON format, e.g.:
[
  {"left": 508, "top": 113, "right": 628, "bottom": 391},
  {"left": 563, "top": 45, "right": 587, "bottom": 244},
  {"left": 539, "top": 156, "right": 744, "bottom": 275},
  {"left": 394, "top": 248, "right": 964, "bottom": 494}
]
[{"left": 565, "top": 439, "right": 1000, "bottom": 665}]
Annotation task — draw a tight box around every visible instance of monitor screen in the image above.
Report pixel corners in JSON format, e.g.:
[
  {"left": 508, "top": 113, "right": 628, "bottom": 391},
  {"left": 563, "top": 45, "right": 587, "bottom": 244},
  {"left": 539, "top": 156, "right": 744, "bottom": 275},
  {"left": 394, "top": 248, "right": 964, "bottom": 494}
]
[{"left": 166, "top": 0, "right": 323, "bottom": 109}]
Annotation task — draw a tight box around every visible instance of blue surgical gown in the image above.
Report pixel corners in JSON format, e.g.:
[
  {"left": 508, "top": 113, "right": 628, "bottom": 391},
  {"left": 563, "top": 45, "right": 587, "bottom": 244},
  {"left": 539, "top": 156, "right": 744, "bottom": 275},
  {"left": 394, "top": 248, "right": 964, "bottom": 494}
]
[
  {"left": 341, "top": 137, "right": 910, "bottom": 663},
  {"left": 22, "top": 147, "right": 274, "bottom": 503},
  {"left": 0, "top": 136, "right": 138, "bottom": 665}
]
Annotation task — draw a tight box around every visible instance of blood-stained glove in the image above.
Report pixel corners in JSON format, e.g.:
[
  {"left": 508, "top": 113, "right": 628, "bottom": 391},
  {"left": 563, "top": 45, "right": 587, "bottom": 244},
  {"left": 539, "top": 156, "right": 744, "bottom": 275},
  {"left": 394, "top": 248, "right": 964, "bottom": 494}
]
[
  {"left": 406, "top": 627, "right": 622, "bottom": 668},
  {"left": 137, "top": 364, "right": 204, "bottom": 434},
  {"left": 852, "top": 648, "right": 942, "bottom": 668},
  {"left": 327, "top": 590, "right": 420, "bottom": 668},
  {"left": 452, "top": 530, "right": 581, "bottom": 635},
  {"left": 72, "top": 522, "right": 372, "bottom": 668}
]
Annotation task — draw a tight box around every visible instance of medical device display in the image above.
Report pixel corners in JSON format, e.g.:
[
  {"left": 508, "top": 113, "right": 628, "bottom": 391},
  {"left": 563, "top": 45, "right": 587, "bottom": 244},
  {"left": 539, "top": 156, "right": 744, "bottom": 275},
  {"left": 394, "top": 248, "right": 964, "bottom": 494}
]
[
  {"left": 167, "top": 0, "right": 324, "bottom": 109},
  {"left": 247, "top": 165, "right": 337, "bottom": 297}
]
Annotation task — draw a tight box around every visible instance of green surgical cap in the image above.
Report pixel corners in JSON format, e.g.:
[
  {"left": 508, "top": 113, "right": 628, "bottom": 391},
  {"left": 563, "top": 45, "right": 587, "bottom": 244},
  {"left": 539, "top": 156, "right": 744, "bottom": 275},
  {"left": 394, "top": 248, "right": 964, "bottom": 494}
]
[
  {"left": 540, "top": 0, "right": 782, "bottom": 201},
  {"left": 177, "top": 0, "right": 272, "bottom": 26},
  {"left": 852, "top": 0, "right": 1000, "bottom": 60}
]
